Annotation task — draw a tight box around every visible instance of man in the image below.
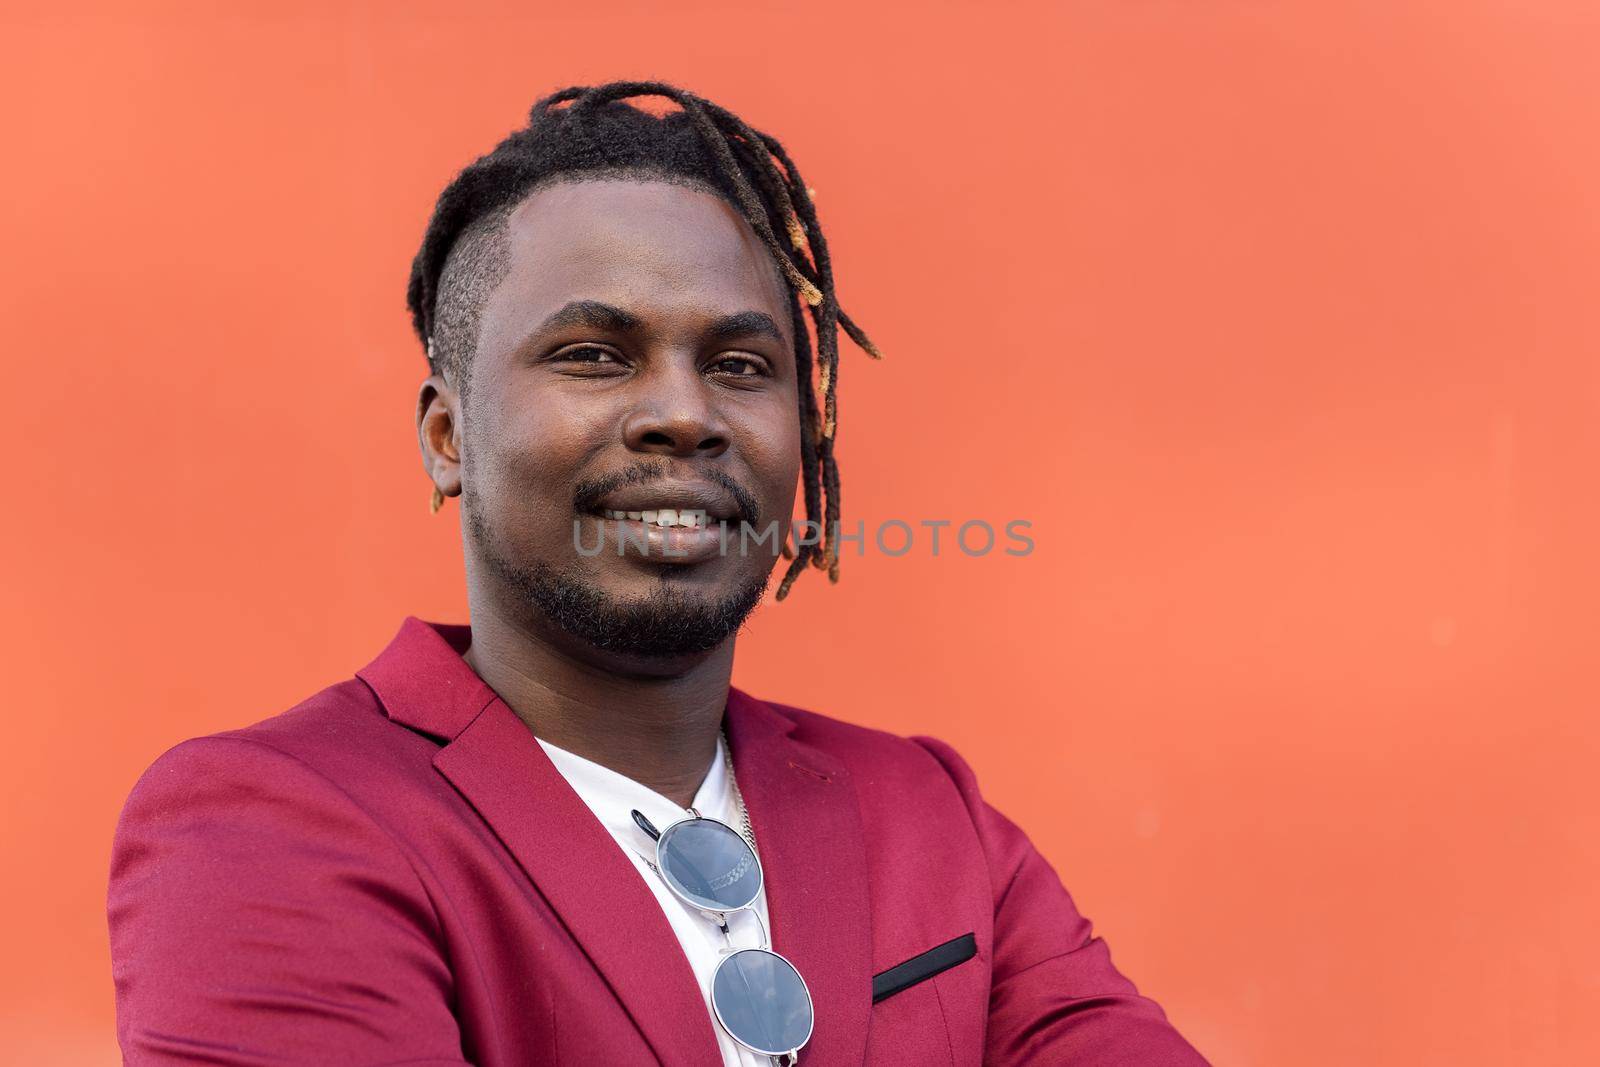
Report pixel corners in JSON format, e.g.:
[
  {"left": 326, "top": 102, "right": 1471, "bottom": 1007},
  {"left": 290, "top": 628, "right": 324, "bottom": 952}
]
[{"left": 107, "top": 82, "right": 1207, "bottom": 1065}]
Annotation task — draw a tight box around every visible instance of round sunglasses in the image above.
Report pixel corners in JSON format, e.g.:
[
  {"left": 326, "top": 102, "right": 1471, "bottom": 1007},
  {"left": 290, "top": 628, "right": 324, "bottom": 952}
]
[{"left": 630, "top": 806, "right": 814, "bottom": 1063}]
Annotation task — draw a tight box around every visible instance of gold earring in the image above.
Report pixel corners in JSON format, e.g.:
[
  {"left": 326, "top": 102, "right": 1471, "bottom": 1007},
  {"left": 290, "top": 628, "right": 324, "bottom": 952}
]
[{"left": 429, "top": 486, "right": 445, "bottom": 514}]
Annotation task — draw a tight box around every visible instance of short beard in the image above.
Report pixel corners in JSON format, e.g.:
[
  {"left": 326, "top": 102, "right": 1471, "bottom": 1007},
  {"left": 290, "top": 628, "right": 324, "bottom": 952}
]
[{"left": 466, "top": 493, "right": 768, "bottom": 658}]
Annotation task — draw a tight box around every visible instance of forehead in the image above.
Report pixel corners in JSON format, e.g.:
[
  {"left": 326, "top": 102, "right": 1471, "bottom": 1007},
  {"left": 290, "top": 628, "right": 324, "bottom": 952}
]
[{"left": 479, "top": 177, "right": 792, "bottom": 348}]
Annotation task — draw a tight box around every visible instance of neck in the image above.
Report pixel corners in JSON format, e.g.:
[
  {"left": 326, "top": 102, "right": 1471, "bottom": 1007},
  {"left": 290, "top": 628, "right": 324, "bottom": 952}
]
[{"left": 461, "top": 605, "right": 735, "bottom": 809}]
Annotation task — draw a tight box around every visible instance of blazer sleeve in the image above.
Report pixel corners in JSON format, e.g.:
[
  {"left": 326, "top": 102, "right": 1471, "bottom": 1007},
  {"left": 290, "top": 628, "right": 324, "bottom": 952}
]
[
  {"left": 909, "top": 735, "right": 1210, "bottom": 1066},
  {"left": 107, "top": 735, "right": 473, "bottom": 1066}
]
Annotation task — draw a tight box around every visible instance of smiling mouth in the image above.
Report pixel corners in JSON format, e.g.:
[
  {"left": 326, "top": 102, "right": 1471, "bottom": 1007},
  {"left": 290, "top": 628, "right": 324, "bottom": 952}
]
[
  {"left": 588, "top": 507, "right": 727, "bottom": 529},
  {"left": 577, "top": 506, "right": 741, "bottom": 567}
]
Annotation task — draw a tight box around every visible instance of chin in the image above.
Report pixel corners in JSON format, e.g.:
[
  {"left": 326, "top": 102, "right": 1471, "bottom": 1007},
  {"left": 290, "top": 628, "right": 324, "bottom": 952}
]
[{"left": 523, "top": 556, "right": 772, "bottom": 660}]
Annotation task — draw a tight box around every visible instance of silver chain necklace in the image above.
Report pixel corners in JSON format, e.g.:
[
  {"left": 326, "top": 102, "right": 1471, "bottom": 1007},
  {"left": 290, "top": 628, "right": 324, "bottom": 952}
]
[{"left": 637, "top": 731, "right": 757, "bottom": 878}]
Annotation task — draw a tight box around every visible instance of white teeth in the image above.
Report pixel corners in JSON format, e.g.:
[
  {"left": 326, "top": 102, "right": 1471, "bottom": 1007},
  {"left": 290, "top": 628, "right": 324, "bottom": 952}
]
[{"left": 599, "top": 508, "right": 712, "bottom": 528}]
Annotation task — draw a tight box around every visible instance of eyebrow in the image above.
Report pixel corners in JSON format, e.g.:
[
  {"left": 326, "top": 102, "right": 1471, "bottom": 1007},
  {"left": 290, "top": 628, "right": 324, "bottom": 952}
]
[
  {"left": 535, "top": 300, "right": 642, "bottom": 335},
  {"left": 704, "top": 310, "right": 785, "bottom": 347},
  {"left": 532, "top": 301, "right": 785, "bottom": 347}
]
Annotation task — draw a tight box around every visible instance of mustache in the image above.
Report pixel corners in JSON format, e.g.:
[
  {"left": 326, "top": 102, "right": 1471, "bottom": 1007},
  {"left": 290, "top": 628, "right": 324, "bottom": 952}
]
[{"left": 571, "top": 461, "right": 760, "bottom": 525}]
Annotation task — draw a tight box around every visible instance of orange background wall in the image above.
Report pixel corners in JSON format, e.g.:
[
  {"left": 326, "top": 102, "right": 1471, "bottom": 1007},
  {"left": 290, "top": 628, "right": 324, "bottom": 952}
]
[{"left": 4, "top": 2, "right": 1596, "bottom": 1063}]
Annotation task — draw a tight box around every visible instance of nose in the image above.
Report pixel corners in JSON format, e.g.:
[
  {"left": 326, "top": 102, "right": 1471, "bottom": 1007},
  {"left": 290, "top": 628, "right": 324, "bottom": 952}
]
[{"left": 621, "top": 360, "right": 731, "bottom": 459}]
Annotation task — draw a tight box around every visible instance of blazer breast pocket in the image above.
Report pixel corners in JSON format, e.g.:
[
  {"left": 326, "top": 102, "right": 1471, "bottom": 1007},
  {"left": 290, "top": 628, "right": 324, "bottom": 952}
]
[{"left": 871, "top": 932, "right": 978, "bottom": 1003}]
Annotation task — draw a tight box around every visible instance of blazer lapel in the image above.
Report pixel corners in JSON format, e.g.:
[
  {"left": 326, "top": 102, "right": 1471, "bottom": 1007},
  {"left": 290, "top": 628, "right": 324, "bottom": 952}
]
[
  {"left": 357, "top": 618, "right": 721, "bottom": 1066},
  {"left": 356, "top": 617, "right": 875, "bottom": 1067},
  {"left": 725, "top": 687, "right": 874, "bottom": 1066}
]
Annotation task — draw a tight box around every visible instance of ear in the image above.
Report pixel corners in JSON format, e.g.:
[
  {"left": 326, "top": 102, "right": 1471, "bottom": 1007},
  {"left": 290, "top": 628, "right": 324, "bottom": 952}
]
[{"left": 417, "top": 373, "right": 463, "bottom": 501}]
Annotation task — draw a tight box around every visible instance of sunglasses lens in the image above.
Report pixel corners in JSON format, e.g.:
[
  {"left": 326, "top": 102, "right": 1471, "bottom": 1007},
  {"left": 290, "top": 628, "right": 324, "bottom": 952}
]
[
  {"left": 657, "top": 818, "right": 761, "bottom": 912},
  {"left": 711, "top": 948, "right": 814, "bottom": 1056}
]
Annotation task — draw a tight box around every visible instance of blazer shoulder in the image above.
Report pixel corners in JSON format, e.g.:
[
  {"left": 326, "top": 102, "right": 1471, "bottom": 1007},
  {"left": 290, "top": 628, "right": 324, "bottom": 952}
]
[
  {"left": 119, "top": 674, "right": 441, "bottom": 824},
  {"left": 221, "top": 674, "right": 400, "bottom": 752},
  {"left": 107, "top": 705, "right": 460, "bottom": 1063},
  {"left": 109, "top": 693, "right": 441, "bottom": 924},
  {"left": 754, "top": 695, "right": 980, "bottom": 797}
]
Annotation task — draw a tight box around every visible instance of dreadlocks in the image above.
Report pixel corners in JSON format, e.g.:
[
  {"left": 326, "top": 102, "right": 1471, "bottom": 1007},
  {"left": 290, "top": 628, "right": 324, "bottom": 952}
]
[{"left": 406, "top": 81, "right": 881, "bottom": 600}]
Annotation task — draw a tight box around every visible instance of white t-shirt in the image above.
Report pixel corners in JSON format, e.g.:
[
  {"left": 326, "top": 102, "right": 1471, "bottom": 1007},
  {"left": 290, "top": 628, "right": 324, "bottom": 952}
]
[{"left": 535, "top": 732, "right": 773, "bottom": 1067}]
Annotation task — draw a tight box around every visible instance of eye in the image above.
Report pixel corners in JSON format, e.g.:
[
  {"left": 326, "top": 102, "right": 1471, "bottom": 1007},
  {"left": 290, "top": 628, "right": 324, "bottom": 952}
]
[
  {"left": 556, "top": 344, "right": 621, "bottom": 365},
  {"left": 710, "top": 354, "right": 767, "bottom": 377},
  {"left": 550, "top": 347, "right": 624, "bottom": 375}
]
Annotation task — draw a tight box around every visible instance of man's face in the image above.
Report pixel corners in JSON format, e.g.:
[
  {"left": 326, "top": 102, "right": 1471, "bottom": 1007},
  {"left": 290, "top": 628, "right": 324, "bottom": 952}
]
[{"left": 430, "top": 178, "right": 802, "bottom": 662}]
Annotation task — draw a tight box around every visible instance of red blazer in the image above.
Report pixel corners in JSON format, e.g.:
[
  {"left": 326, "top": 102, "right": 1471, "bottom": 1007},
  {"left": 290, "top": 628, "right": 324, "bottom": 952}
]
[{"left": 107, "top": 616, "right": 1206, "bottom": 1065}]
